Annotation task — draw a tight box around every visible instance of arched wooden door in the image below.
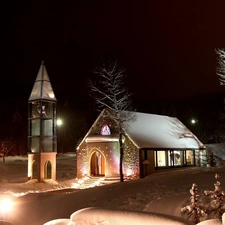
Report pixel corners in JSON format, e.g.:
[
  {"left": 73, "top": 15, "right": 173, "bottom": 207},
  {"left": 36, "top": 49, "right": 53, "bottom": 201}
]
[{"left": 90, "top": 151, "right": 105, "bottom": 176}]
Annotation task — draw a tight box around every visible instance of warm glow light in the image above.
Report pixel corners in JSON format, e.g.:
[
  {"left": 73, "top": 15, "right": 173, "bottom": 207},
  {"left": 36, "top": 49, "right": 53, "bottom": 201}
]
[
  {"left": 57, "top": 119, "right": 62, "bottom": 126},
  {"left": 48, "top": 92, "right": 55, "bottom": 98},
  {"left": 0, "top": 197, "right": 13, "bottom": 213},
  {"left": 125, "top": 169, "right": 133, "bottom": 176}
]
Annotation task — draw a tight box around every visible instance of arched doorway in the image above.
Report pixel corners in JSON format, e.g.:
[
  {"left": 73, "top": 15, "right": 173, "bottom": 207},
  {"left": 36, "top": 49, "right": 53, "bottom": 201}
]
[
  {"left": 45, "top": 161, "right": 52, "bottom": 179},
  {"left": 90, "top": 151, "right": 105, "bottom": 176}
]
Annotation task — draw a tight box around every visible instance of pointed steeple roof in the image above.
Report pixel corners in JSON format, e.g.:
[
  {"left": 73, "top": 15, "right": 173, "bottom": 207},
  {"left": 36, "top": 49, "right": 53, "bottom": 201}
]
[{"left": 29, "top": 61, "right": 57, "bottom": 102}]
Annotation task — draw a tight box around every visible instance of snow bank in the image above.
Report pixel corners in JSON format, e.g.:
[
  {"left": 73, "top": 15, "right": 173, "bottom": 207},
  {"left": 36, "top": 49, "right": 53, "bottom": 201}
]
[
  {"left": 44, "top": 207, "right": 196, "bottom": 225},
  {"left": 206, "top": 143, "right": 225, "bottom": 160},
  {"left": 43, "top": 218, "right": 72, "bottom": 225},
  {"left": 196, "top": 219, "right": 222, "bottom": 225},
  {"left": 44, "top": 210, "right": 225, "bottom": 225},
  {"left": 205, "top": 143, "right": 225, "bottom": 168},
  {"left": 195, "top": 213, "right": 225, "bottom": 225},
  {"left": 70, "top": 207, "right": 195, "bottom": 225}
]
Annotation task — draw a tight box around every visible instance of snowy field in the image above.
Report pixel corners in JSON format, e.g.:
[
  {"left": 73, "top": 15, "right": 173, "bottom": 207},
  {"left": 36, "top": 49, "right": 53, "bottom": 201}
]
[{"left": 0, "top": 144, "right": 224, "bottom": 225}]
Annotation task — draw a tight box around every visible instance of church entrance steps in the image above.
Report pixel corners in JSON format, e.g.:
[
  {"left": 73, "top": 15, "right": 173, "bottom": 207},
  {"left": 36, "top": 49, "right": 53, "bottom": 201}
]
[{"left": 77, "top": 176, "right": 105, "bottom": 189}]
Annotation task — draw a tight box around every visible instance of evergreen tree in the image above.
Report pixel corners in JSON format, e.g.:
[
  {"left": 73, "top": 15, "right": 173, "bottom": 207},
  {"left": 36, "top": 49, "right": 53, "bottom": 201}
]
[{"left": 207, "top": 150, "right": 216, "bottom": 167}]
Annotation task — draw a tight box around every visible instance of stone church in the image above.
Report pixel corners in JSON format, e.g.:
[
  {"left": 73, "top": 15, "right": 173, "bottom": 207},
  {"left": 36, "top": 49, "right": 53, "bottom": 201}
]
[{"left": 77, "top": 108, "right": 206, "bottom": 180}]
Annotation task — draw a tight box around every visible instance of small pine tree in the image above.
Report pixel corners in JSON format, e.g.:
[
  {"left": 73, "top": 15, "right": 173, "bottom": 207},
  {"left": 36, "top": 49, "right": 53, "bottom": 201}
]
[
  {"left": 207, "top": 150, "right": 216, "bottom": 167},
  {"left": 204, "top": 173, "right": 225, "bottom": 219},
  {"left": 181, "top": 183, "right": 206, "bottom": 224}
]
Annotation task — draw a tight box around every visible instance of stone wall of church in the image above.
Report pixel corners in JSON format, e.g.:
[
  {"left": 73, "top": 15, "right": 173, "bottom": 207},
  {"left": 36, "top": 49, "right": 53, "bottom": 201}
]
[
  {"left": 76, "top": 141, "right": 89, "bottom": 178},
  {"left": 123, "top": 137, "right": 140, "bottom": 179},
  {"left": 77, "top": 140, "right": 121, "bottom": 179}
]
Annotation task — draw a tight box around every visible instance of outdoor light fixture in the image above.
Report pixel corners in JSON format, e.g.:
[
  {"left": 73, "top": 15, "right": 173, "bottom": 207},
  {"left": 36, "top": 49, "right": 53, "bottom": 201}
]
[
  {"left": 0, "top": 199, "right": 12, "bottom": 212},
  {"left": 0, "top": 195, "right": 13, "bottom": 221},
  {"left": 57, "top": 119, "right": 62, "bottom": 126},
  {"left": 191, "top": 119, "right": 198, "bottom": 124}
]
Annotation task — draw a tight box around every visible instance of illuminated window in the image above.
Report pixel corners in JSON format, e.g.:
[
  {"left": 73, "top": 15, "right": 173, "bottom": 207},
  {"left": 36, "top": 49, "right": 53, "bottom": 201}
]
[
  {"left": 154, "top": 151, "right": 166, "bottom": 167},
  {"left": 173, "top": 151, "right": 182, "bottom": 166},
  {"left": 186, "top": 150, "right": 194, "bottom": 165},
  {"left": 100, "top": 124, "right": 111, "bottom": 135}
]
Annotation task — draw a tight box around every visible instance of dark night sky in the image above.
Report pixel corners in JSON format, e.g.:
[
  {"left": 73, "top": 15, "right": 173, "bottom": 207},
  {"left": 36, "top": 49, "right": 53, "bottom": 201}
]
[{"left": 1, "top": 0, "right": 225, "bottom": 113}]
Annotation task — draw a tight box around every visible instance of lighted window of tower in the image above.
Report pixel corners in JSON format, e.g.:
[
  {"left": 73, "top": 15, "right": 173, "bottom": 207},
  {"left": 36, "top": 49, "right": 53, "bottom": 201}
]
[{"left": 100, "top": 124, "right": 111, "bottom": 135}]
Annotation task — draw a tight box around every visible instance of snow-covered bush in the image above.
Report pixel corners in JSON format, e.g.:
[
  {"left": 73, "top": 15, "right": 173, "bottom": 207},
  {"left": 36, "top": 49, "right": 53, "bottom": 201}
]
[
  {"left": 204, "top": 174, "right": 225, "bottom": 219},
  {"left": 181, "top": 183, "right": 206, "bottom": 224},
  {"left": 182, "top": 174, "right": 225, "bottom": 224}
]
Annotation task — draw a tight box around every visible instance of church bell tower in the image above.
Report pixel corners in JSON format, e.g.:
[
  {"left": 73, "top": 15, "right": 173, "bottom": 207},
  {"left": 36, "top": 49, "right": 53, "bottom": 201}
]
[{"left": 28, "top": 61, "right": 57, "bottom": 181}]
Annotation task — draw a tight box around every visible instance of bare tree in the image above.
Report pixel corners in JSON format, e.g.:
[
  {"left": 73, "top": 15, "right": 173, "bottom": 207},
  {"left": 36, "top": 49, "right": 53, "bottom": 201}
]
[
  {"left": 215, "top": 48, "right": 225, "bottom": 136},
  {"left": 0, "top": 138, "right": 12, "bottom": 163},
  {"left": 215, "top": 48, "right": 225, "bottom": 85},
  {"left": 89, "top": 59, "right": 135, "bottom": 182}
]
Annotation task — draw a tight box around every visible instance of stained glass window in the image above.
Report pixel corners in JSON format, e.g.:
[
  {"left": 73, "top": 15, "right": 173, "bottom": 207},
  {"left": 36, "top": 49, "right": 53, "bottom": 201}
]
[{"left": 100, "top": 124, "right": 111, "bottom": 135}]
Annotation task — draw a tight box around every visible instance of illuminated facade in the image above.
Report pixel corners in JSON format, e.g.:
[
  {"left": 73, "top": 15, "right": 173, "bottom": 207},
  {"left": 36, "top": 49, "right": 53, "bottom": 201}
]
[
  {"left": 77, "top": 109, "right": 206, "bottom": 179},
  {"left": 28, "top": 61, "right": 57, "bottom": 182}
]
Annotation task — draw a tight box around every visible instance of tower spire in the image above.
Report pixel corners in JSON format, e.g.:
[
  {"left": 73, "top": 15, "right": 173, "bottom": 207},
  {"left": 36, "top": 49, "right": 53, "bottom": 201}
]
[{"left": 28, "top": 61, "right": 56, "bottom": 101}]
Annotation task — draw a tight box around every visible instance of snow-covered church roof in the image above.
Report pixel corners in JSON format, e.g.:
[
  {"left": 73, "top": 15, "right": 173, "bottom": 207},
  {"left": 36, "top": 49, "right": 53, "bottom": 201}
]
[
  {"left": 79, "top": 109, "right": 205, "bottom": 150},
  {"left": 125, "top": 111, "right": 205, "bottom": 149}
]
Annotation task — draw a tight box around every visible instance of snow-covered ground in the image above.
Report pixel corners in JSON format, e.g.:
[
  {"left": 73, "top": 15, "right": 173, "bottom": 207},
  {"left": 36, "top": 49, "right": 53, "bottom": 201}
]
[{"left": 0, "top": 144, "right": 224, "bottom": 225}]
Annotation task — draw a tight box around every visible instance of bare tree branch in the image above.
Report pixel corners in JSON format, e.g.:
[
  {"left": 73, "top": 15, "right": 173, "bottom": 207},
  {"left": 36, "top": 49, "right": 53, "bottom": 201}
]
[
  {"left": 88, "top": 59, "right": 136, "bottom": 182},
  {"left": 215, "top": 48, "right": 225, "bottom": 85}
]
